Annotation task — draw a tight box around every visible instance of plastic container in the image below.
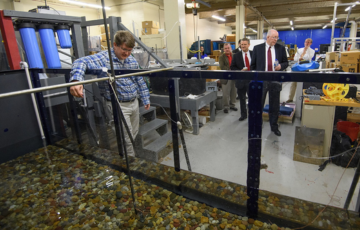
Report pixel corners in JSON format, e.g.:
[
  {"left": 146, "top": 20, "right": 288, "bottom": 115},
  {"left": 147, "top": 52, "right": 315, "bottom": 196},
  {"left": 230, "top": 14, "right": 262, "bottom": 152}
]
[
  {"left": 337, "top": 121, "right": 360, "bottom": 142},
  {"left": 38, "top": 24, "right": 61, "bottom": 69},
  {"left": 18, "top": 23, "right": 44, "bottom": 68},
  {"left": 56, "top": 25, "right": 72, "bottom": 48}
]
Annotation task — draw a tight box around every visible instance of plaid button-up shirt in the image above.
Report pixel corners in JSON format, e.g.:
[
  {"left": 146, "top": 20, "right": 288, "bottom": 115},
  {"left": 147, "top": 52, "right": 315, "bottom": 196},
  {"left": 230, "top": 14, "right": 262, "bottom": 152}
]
[{"left": 70, "top": 49, "right": 150, "bottom": 105}]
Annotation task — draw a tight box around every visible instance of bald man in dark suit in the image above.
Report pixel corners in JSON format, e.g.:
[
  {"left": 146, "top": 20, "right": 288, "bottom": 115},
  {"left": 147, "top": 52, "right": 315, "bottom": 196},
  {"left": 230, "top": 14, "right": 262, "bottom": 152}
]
[{"left": 250, "top": 29, "right": 288, "bottom": 136}]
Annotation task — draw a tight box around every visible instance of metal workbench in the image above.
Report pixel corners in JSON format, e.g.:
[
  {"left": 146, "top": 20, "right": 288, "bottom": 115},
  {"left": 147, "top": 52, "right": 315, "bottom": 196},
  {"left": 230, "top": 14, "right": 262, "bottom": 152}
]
[{"left": 150, "top": 91, "right": 217, "bottom": 135}]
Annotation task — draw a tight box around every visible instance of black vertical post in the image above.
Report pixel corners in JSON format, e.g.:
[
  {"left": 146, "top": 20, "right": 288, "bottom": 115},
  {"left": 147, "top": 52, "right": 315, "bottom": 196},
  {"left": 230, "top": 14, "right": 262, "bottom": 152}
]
[
  {"left": 109, "top": 86, "right": 124, "bottom": 158},
  {"left": 64, "top": 73, "right": 82, "bottom": 144},
  {"left": 30, "top": 69, "right": 52, "bottom": 145},
  {"left": 169, "top": 78, "right": 180, "bottom": 172},
  {"left": 344, "top": 155, "right": 360, "bottom": 210},
  {"left": 246, "top": 80, "right": 263, "bottom": 218}
]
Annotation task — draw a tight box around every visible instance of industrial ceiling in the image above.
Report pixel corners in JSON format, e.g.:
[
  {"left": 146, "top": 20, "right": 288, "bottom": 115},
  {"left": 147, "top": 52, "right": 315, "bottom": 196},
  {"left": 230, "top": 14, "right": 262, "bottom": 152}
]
[{"left": 184, "top": 0, "right": 360, "bottom": 34}]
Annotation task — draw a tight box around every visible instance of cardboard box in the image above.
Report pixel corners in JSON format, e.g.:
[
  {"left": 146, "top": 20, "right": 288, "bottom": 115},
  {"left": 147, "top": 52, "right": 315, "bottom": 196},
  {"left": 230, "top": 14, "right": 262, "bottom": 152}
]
[
  {"left": 325, "top": 52, "right": 339, "bottom": 63},
  {"left": 101, "top": 33, "right": 111, "bottom": 41},
  {"left": 142, "top": 28, "right": 158, "bottom": 35},
  {"left": 142, "top": 21, "right": 159, "bottom": 29},
  {"left": 339, "top": 63, "right": 358, "bottom": 73},
  {"left": 226, "top": 34, "right": 235, "bottom": 42},
  {"left": 213, "top": 50, "right": 221, "bottom": 56},
  {"left": 100, "top": 25, "right": 109, "bottom": 34},
  {"left": 339, "top": 51, "right": 360, "bottom": 64},
  {"left": 101, "top": 40, "right": 110, "bottom": 50}
]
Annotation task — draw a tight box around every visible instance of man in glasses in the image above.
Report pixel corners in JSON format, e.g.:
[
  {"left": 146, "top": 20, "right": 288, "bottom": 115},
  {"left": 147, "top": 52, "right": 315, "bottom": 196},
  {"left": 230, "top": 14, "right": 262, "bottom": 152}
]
[
  {"left": 251, "top": 29, "right": 288, "bottom": 136},
  {"left": 286, "top": 38, "right": 314, "bottom": 103},
  {"left": 69, "top": 30, "right": 150, "bottom": 156}
]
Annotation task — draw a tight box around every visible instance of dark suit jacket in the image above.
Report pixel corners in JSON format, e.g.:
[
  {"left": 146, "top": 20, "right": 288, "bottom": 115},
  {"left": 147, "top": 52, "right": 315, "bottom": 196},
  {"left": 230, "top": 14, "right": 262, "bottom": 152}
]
[
  {"left": 250, "top": 42, "right": 288, "bottom": 91},
  {"left": 232, "top": 47, "right": 241, "bottom": 54},
  {"left": 230, "top": 50, "right": 253, "bottom": 89},
  {"left": 219, "top": 52, "right": 233, "bottom": 85}
]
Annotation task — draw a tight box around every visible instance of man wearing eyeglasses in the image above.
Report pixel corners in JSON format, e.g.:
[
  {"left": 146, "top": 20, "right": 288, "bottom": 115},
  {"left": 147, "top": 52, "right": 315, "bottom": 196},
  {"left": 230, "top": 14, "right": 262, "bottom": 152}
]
[
  {"left": 69, "top": 30, "right": 150, "bottom": 157},
  {"left": 286, "top": 38, "right": 314, "bottom": 103},
  {"left": 251, "top": 29, "right": 288, "bottom": 136}
]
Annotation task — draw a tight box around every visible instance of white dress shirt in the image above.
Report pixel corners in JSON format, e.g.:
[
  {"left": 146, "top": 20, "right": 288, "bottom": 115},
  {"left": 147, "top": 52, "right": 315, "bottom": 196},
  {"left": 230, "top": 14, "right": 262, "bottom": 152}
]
[
  {"left": 265, "top": 43, "right": 276, "bottom": 71},
  {"left": 294, "top": 47, "right": 315, "bottom": 62}
]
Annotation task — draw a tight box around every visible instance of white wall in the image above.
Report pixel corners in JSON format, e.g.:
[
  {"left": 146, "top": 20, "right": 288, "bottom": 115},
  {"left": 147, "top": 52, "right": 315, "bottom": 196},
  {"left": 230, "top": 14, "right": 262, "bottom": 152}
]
[
  {"left": 185, "top": 14, "right": 232, "bottom": 48},
  {"left": 0, "top": 0, "right": 14, "bottom": 10}
]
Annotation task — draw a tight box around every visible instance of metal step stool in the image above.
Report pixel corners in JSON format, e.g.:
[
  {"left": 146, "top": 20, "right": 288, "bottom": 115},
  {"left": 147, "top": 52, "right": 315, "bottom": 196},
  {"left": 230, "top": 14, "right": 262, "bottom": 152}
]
[{"left": 135, "top": 106, "right": 172, "bottom": 162}]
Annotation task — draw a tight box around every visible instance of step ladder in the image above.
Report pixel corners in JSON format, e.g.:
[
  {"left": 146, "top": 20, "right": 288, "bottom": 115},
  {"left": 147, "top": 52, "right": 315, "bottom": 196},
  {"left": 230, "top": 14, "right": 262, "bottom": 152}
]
[{"left": 135, "top": 106, "right": 172, "bottom": 162}]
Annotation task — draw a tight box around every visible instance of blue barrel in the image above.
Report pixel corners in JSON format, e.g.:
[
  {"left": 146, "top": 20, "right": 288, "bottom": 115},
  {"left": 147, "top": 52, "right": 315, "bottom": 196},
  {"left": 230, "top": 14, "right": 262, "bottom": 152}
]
[
  {"left": 56, "top": 25, "right": 72, "bottom": 48},
  {"left": 38, "top": 24, "right": 61, "bottom": 69},
  {"left": 18, "top": 23, "right": 44, "bottom": 68}
]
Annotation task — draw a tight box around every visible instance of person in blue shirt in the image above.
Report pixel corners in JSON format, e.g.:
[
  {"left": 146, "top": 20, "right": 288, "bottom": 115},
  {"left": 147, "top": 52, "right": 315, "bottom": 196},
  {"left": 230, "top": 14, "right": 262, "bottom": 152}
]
[
  {"left": 69, "top": 30, "right": 150, "bottom": 157},
  {"left": 194, "top": 46, "right": 208, "bottom": 59}
]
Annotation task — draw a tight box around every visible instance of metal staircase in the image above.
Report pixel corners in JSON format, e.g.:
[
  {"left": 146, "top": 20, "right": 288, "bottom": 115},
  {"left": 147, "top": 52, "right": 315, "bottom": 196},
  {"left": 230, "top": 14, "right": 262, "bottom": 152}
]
[{"left": 135, "top": 106, "right": 172, "bottom": 162}]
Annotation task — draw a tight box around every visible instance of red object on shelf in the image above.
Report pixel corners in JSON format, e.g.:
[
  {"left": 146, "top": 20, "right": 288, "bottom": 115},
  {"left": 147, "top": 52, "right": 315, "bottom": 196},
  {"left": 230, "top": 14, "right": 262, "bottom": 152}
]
[{"left": 337, "top": 121, "right": 360, "bottom": 142}]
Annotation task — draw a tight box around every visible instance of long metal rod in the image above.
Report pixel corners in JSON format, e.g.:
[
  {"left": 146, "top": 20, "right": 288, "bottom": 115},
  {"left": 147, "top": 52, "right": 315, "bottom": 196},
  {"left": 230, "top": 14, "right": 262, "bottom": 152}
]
[
  {"left": 117, "top": 22, "right": 168, "bottom": 68},
  {"left": 0, "top": 67, "right": 174, "bottom": 99},
  {"left": 21, "top": 62, "right": 46, "bottom": 140},
  {"left": 100, "top": 1, "right": 137, "bottom": 215},
  {"left": 330, "top": 2, "right": 338, "bottom": 52},
  {"left": 344, "top": 156, "right": 360, "bottom": 210}
]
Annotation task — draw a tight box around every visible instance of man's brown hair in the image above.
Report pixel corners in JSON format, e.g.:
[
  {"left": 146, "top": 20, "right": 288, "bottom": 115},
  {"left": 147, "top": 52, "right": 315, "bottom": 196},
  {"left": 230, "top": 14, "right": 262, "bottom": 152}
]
[{"left": 114, "top": 30, "right": 135, "bottom": 48}]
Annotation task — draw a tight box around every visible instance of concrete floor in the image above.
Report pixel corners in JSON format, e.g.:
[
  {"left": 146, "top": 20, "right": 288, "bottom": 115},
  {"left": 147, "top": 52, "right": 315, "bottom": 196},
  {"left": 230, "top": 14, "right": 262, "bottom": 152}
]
[{"left": 160, "top": 82, "right": 360, "bottom": 212}]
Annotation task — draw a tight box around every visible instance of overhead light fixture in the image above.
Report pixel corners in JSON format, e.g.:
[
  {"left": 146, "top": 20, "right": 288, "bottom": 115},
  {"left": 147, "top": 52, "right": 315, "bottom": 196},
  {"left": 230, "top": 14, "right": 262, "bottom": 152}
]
[
  {"left": 291, "top": 27, "right": 294, "bottom": 30},
  {"left": 345, "top": 6, "right": 351, "bottom": 11},
  {"left": 251, "top": 28, "right": 257, "bottom": 33},
  {"left": 59, "top": 0, "right": 111, "bottom": 10},
  {"left": 323, "top": 25, "right": 327, "bottom": 29},
  {"left": 290, "top": 20, "right": 293, "bottom": 25},
  {"left": 331, "top": 18, "right": 337, "bottom": 23},
  {"left": 211, "top": 15, "right": 226, "bottom": 21}
]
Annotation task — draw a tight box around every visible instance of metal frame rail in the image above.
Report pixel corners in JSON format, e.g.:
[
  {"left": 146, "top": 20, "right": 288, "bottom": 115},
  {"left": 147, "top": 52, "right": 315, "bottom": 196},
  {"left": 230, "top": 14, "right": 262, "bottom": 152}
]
[{"left": 330, "top": 2, "right": 360, "bottom": 51}]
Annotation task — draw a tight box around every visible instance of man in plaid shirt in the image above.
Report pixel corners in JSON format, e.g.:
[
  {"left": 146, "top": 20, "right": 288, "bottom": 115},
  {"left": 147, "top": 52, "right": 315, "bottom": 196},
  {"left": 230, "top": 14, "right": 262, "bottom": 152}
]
[{"left": 69, "top": 30, "right": 150, "bottom": 157}]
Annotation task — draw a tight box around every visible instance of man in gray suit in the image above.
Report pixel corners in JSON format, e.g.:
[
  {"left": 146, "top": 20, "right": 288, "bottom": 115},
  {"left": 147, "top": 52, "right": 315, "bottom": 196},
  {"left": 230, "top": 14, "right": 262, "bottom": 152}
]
[
  {"left": 219, "top": 43, "right": 238, "bottom": 113},
  {"left": 230, "top": 38, "right": 253, "bottom": 121}
]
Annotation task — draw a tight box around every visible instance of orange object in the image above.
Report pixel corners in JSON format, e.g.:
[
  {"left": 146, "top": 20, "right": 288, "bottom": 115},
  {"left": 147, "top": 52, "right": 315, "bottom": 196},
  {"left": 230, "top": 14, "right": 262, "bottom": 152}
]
[{"left": 337, "top": 121, "right": 360, "bottom": 142}]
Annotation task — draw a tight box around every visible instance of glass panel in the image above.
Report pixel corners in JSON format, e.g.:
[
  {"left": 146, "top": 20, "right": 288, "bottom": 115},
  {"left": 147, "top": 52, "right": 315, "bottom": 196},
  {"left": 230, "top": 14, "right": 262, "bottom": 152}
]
[{"left": 1, "top": 68, "right": 360, "bottom": 229}]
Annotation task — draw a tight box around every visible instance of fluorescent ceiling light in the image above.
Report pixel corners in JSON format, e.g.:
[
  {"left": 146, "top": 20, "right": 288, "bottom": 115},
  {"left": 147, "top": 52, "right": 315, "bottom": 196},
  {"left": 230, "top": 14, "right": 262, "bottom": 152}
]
[
  {"left": 345, "top": 6, "right": 351, "bottom": 11},
  {"left": 59, "top": 0, "right": 111, "bottom": 10},
  {"left": 290, "top": 20, "right": 293, "bottom": 25},
  {"left": 251, "top": 28, "right": 257, "bottom": 33},
  {"left": 323, "top": 25, "right": 327, "bottom": 29},
  {"left": 211, "top": 15, "right": 226, "bottom": 21},
  {"left": 291, "top": 27, "right": 294, "bottom": 30}
]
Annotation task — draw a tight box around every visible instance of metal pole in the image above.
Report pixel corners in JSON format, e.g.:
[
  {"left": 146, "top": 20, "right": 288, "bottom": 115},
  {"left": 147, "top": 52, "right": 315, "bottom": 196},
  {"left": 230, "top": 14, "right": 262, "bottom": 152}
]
[
  {"left": 100, "top": 0, "right": 137, "bottom": 215},
  {"left": 344, "top": 154, "right": 360, "bottom": 210},
  {"left": 198, "top": 36, "right": 200, "bottom": 60},
  {"left": 340, "top": 8, "right": 352, "bottom": 52},
  {"left": 179, "top": 25, "right": 183, "bottom": 64},
  {"left": 0, "top": 67, "right": 174, "bottom": 99},
  {"left": 21, "top": 62, "right": 46, "bottom": 141},
  {"left": 169, "top": 78, "right": 180, "bottom": 172},
  {"left": 330, "top": 2, "right": 338, "bottom": 52},
  {"left": 246, "top": 80, "right": 264, "bottom": 218}
]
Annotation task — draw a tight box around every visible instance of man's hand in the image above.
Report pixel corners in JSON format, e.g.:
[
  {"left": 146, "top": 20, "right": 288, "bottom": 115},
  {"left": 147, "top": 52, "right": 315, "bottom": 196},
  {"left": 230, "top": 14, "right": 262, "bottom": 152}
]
[
  {"left": 275, "top": 64, "right": 281, "bottom": 71},
  {"left": 144, "top": 104, "right": 150, "bottom": 110},
  {"left": 70, "top": 82, "right": 84, "bottom": 98}
]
